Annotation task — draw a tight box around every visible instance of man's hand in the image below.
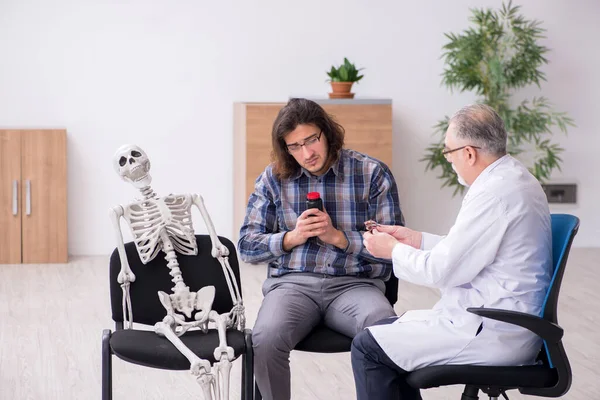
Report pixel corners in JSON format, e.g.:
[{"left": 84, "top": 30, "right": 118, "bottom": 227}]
[
  {"left": 363, "top": 230, "right": 399, "bottom": 259},
  {"left": 315, "top": 209, "right": 348, "bottom": 249},
  {"left": 283, "top": 208, "right": 347, "bottom": 251},
  {"left": 372, "top": 224, "right": 422, "bottom": 249}
]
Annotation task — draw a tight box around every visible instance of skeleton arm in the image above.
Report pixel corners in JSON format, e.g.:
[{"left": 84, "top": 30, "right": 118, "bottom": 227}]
[
  {"left": 192, "top": 194, "right": 245, "bottom": 330},
  {"left": 109, "top": 205, "right": 136, "bottom": 329},
  {"left": 192, "top": 194, "right": 227, "bottom": 257}
]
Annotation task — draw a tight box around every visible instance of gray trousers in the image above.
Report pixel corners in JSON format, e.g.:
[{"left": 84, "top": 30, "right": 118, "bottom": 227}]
[{"left": 252, "top": 272, "right": 397, "bottom": 400}]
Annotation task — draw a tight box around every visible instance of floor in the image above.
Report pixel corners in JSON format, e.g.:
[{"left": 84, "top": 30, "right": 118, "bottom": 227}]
[{"left": 0, "top": 248, "right": 598, "bottom": 399}]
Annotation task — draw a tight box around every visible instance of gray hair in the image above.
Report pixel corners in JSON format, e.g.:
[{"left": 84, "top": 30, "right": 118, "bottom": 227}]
[{"left": 449, "top": 104, "right": 507, "bottom": 156}]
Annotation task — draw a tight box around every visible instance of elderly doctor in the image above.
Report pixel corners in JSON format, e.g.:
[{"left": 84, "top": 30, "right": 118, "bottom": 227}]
[{"left": 352, "top": 104, "right": 552, "bottom": 400}]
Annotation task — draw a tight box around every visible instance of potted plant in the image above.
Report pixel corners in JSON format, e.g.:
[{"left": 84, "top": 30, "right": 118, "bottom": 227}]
[
  {"left": 422, "top": 1, "right": 575, "bottom": 195},
  {"left": 326, "top": 58, "right": 364, "bottom": 99}
]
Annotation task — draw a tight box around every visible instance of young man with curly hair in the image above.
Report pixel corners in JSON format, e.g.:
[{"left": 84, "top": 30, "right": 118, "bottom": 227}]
[{"left": 238, "top": 98, "right": 404, "bottom": 400}]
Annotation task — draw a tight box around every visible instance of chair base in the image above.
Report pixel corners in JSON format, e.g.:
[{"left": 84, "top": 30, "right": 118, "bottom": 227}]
[
  {"left": 102, "top": 330, "right": 112, "bottom": 400},
  {"left": 461, "top": 385, "right": 479, "bottom": 400},
  {"left": 461, "top": 385, "right": 510, "bottom": 400}
]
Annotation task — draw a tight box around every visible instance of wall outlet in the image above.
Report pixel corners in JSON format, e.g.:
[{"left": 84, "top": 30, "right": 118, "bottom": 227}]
[{"left": 541, "top": 184, "right": 577, "bottom": 204}]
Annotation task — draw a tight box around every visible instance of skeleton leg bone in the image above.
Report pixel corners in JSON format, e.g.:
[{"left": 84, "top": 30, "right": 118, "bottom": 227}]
[
  {"left": 154, "top": 307, "right": 235, "bottom": 400},
  {"left": 155, "top": 317, "right": 215, "bottom": 397},
  {"left": 214, "top": 358, "right": 233, "bottom": 400},
  {"left": 157, "top": 272, "right": 234, "bottom": 399},
  {"left": 197, "top": 373, "right": 216, "bottom": 400},
  {"left": 209, "top": 310, "right": 235, "bottom": 400},
  {"left": 210, "top": 310, "right": 235, "bottom": 363}
]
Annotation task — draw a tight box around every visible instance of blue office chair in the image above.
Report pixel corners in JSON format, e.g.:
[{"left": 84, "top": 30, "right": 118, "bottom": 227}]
[{"left": 405, "top": 214, "right": 580, "bottom": 400}]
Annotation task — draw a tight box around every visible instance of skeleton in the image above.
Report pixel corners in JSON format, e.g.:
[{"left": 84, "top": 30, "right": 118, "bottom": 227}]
[{"left": 108, "top": 144, "right": 245, "bottom": 400}]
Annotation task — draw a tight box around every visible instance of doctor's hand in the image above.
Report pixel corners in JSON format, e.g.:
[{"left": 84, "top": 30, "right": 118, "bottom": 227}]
[
  {"left": 372, "top": 224, "right": 422, "bottom": 250},
  {"left": 363, "top": 230, "right": 399, "bottom": 259}
]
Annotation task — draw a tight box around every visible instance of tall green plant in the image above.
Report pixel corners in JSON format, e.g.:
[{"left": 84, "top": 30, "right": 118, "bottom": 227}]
[{"left": 422, "top": 1, "right": 574, "bottom": 195}]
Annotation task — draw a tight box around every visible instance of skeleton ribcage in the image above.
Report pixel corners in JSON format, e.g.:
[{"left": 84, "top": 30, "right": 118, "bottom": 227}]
[{"left": 123, "top": 194, "right": 198, "bottom": 264}]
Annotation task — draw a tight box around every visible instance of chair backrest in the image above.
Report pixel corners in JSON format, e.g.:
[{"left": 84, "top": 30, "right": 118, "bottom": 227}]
[
  {"left": 109, "top": 235, "right": 242, "bottom": 327},
  {"left": 540, "top": 214, "right": 580, "bottom": 324},
  {"left": 535, "top": 214, "right": 579, "bottom": 376}
]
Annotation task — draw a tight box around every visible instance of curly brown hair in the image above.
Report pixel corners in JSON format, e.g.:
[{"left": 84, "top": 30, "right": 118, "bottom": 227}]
[{"left": 271, "top": 98, "right": 345, "bottom": 180}]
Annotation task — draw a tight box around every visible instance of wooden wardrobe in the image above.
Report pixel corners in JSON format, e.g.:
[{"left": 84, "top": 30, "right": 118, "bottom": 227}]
[{"left": 0, "top": 129, "right": 68, "bottom": 264}]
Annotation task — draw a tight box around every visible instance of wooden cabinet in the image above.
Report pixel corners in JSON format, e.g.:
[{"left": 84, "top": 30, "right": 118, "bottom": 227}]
[
  {"left": 0, "top": 129, "right": 67, "bottom": 264},
  {"left": 233, "top": 99, "right": 393, "bottom": 239}
]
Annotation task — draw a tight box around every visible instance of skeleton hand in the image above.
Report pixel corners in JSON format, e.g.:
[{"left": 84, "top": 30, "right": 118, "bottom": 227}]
[
  {"left": 213, "top": 345, "right": 235, "bottom": 362},
  {"left": 227, "top": 304, "right": 246, "bottom": 330}
]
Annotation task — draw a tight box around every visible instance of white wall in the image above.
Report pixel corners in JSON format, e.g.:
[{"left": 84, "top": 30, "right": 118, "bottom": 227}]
[{"left": 0, "top": 0, "right": 598, "bottom": 254}]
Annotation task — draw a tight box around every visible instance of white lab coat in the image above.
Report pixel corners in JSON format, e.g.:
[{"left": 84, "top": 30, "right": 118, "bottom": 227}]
[{"left": 368, "top": 155, "right": 552, "bottom": 372}]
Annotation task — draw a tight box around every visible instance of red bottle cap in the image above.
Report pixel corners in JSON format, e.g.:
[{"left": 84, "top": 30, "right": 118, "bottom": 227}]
[{"left": 307, "top": 192, "right": 321, "bottom": 200}]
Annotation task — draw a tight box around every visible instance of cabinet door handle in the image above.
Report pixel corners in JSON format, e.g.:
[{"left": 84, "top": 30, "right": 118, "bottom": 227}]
[
  {"left": 12, "top": 180, "right": 18, "bottom": 215},
  {"left": 26, "top": 180, "right": 31, "bottom": 216}
]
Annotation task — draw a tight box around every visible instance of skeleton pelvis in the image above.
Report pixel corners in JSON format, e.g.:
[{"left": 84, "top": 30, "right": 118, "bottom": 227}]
[{"left": 158, "top": 286, "right": 216, "bottom": 321}]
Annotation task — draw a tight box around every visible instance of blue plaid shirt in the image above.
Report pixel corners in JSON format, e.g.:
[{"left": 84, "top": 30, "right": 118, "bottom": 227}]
[{"left": 238, "top": 149, "right": 404, "bottom": 279}]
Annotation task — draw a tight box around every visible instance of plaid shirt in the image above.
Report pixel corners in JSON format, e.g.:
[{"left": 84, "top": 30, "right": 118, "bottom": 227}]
[{"left": 238, "top": 149, "right": 404, "bottom": 279}]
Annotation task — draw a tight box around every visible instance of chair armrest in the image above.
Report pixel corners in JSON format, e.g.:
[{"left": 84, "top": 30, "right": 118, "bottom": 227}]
[{"left": 467, "top": 307, "right": 563, "bottom": 343}]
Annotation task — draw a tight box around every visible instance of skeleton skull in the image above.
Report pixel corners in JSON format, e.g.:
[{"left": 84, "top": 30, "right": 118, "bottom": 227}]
[{"left": 113, "top": 144, "right": 152, "bottom": 188}]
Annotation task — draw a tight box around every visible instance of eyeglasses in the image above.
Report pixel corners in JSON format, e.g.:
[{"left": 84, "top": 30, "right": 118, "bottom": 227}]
[
  {"left": 442, "top": 145, "right": 480, "bottom": 159},
  {"left": 286, "top": 131, "right": 322, "bottom": 153}
]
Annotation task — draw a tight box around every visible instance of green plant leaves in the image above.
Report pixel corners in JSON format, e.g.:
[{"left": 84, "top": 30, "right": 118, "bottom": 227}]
[
  {"left": 327, "top": 58, "right": 365, "bottom": 83},
  {"left": 424, "top": 0, "right": 575, "bottom": 196}
]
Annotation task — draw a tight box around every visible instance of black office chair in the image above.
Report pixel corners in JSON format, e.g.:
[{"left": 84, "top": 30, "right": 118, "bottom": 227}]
[
  {"left": 405, "top": 214, "right": 580, "bottom": 400},
  {"left": 102, "top": 235, "right": 254, "bottom": 400},
  {"left": 254, "top": 274, "right": 399, "bottom": 399}
]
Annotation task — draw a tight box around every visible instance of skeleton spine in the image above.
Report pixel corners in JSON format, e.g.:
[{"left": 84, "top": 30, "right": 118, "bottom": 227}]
[
  {"left": 138, "top": 185, "right": 184, "bottom": 289},
  {"left": 140, "top": 185, "right": 158, "bottom": 199},
  {"left": 159, "top": 231, "right": 186, "bottom": 290},
  {"left": 164, "top": 248, "right": 185, "bottom": 288}
]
